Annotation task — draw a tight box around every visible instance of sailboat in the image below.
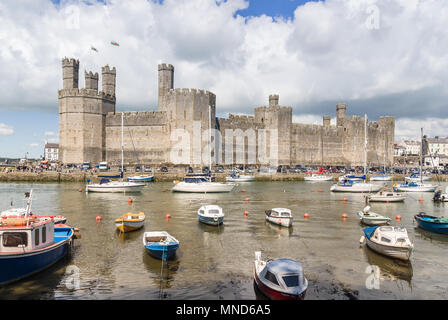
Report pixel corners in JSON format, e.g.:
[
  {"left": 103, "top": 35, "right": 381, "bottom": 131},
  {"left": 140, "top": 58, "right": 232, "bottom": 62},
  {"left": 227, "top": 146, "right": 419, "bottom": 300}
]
[
  {"left": 331, "top": 114, "right": 383, "bottom": 193},
  {"left": 304, "top": 133, "right": 333, "bottom": 181},
  {"left": 172, "top": 106, "right": 236, "bottom": 193},
  {"left": 393, "top": 128, "right": 437, "bottom": 193},
  {"left": 86, "top": 113, "right": 145, "bottom": 193}
]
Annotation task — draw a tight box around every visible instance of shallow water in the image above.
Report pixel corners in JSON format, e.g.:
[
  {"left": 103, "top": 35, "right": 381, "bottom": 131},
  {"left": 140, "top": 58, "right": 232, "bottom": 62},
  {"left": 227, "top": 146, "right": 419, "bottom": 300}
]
[{"left": 1, "top": 181, "right": 447, "bottom": 300}]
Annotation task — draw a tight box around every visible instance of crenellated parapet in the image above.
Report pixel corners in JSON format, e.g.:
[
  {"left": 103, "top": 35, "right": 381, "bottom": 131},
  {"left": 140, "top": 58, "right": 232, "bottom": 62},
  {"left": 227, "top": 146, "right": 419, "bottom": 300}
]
[
  {"left": 58, "top": 88, "right": 116, "bottom": 102},
  {"left": 165, "top": 88, "right": 216, "bottom": 99},
  {"left": 158, "top": 63, "right": 174, "bottom": 71},
  {"left": 106, "top": 111, "right": 167, "bottom": 127}
]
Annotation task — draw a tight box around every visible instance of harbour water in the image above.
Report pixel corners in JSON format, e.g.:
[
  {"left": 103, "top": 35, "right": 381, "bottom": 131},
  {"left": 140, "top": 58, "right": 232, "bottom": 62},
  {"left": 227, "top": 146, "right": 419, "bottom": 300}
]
[{"left": 1, "top": 181, "right": 448, "bottom": 300}]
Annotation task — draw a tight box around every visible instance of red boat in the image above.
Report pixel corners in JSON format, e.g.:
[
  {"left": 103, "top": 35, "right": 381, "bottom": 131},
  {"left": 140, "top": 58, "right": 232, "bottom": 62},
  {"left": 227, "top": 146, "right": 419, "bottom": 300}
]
[{"left": 253, "top": 251, "right": 308, "bottom": 300}]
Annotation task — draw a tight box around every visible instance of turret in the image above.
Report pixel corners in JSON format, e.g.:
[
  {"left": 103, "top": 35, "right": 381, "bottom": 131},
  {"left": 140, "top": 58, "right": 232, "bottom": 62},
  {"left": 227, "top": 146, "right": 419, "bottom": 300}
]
[
  {"left": 269, "top": 94, "right": 279, "bottom": 107},
  {"left": 85, "top": 71, "right": 99, "bottom": 91},
  {"left": 323, "top": 115, "right": 331, "bottom": 127},
  {"left": 158, "top": 63, "right": 174, "bottom": 110},
  {"left": 102, "top": 65, "right": 116, "bottom": 96},
  {"left": 336, "top": 103, "right": 346, "bottom": 126},
  {"left": 62, "top": 58, "right": 79, "bottom": 89}
]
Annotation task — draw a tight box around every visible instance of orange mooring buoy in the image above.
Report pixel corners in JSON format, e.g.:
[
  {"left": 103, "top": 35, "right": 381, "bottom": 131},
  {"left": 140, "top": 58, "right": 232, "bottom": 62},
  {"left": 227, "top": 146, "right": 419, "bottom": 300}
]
[
  {"left": 244, "top": 210, "right": 249, "bottom": 216},
  {"left": 342, "top": 213, "right": 348, "bottom": 219},
  {"left": 165, "top": 213, "right": 171, "bottom": 220},
  {"left": 304, "top": 213, "right": 309, "bottom": 219},
  {"left": 419, "top": 198, "right": 423, "bottom": 202},
  {"left": 396, "top": 215, "right": 402, "bottom": 221},
  {"left": 242, "top": 189, "right": 246, "bottom": 193},
  {"left": 96, "top": 216, "right": 102, "bottom": 222},
  {"left": 318, "top": 189, "right": 322, "bottom": 193},
  {"left": 245, "top": 198, "right": 250, "bottom": 202},
  {"left": 162, "top": 189, "right": 166, "bottom": 193},
  {"left": 128, "top": 197, "right": 133, "bottom": 204},
  {"left": 343, "top": 198, "right": 348, "bottom": 202}
]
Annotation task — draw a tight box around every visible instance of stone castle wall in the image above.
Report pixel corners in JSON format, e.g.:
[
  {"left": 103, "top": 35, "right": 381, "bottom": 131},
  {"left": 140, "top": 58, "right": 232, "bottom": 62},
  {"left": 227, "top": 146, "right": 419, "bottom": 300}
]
[{"left": 58, "top": 58, "right": 395, "bottom": 167}]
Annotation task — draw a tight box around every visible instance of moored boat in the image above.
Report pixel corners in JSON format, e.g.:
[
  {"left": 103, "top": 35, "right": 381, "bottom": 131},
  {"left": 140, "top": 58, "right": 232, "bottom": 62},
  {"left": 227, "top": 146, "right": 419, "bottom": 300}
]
[
  {"left": 414, "top": 212, "right": 448, "bottom": 234},
  {"left": 265, "top": 208, "right": 293, "bottom": 228},
  {"left": 253, "top": 251, "right": 308, "bottom": 300},
  {"left": 172, "top": 175, "right": 235, "bottom": 193},
  {"left": 143, "top": 231, "right": 179, "bottom": 260},
  {"left": 127, "top": 175, "right": 154, "bottom": 182},
  {"left": 304, "top": 173, "right": 333, "bottom": 181},
  {"left": 357, "top": 206, "right": 391, "bottom": 226},
  {"left": 360, "top": 226, "right": 413, "bottom": 261},
  {"left": 225, "top": 173, "right": 255, "bottom": 182},
  {"left": 367, "top": 190, "right": 407, "bottom": 202},
  {"left": 338, "top": 174, "right": 365, "bottom": 182},
  {"left": 393, "top": 182, "right": 437, "bottom": 192},
  {"left": 330, "top": 180, "right": 383, "bottom": 193},
  {"left": 433, "top": 187, "right": 448, "bottom": 202},
  {"left": 1, "top": 208, "right": 67, "bottom": 224},
  {"left": 197, "top": 205, "right": 224, "bottom": 226},
  {"left": 115, "top": 212, "right": 145, "bottom": 232},
  {"left": 370, "top": 174, "right": 392, "bottom": 181},
  {"left": 86, "top": 178, "right": 145, "bottom": 193},
  {"left": 0, "top": 217, "right": 77, "bottom": 285}
]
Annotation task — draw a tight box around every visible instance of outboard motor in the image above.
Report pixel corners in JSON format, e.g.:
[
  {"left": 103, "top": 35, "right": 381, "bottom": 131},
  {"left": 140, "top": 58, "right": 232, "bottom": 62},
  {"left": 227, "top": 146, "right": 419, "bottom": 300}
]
[{"left": 433, "top": 190, "right": 442, "bottom": 202}]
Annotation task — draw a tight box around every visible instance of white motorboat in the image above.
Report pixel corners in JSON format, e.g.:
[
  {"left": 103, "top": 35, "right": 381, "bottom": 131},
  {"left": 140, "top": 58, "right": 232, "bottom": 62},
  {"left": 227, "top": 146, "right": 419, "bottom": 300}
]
[
  {"left": 405, "top": 174, "right": 431, "bottom": 182},
  {"left": 304, "top": 174, "right": 333, "bottom": 181},
  {"left": 265, "top": 208, "right": 293, "bottom": 228},
  {"left": 330, "top": 180, "right": 383, "bottom": 193},
  {"left": 226, "top": 174, "right": 255, "bottom": 182},
  {"left": 197, "top": 205, "right": 224, "bottom": 225},
  {"left": 368, "top": 190, "right": 407, "bottom": 202},
  {"left": 338, "top": 174, "right": 365, "bottom": 182},
  {"left": 172, "top": 175, "right": 236, "bottom": 193},
  {"left": 360, "top": 226, "right": 413, "bottom": 261},
  {"left": 127, "top": 174, "right": 154, "bottom": 182},
  {"left": 393, "top": 182, "right": 437, "bottom": 193},
  {"left": 253, "top": 251, "right": 308, "bottom": 300},
  {"left": 86, "top": 113, "right": 145, "bottom": 193},
  {"left": 357, "top": 206, "right": 391, "bottom": 226}
]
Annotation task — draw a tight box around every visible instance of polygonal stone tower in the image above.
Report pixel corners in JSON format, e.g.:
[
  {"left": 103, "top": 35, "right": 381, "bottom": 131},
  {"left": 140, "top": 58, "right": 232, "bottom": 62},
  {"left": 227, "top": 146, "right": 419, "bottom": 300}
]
[
  {"left": 62, "top": 58, "right": 79, "bottom": 89},
  {"left": 102, "top": 65, "right": 116, "bottom": 96},
  {"left": 158, "top": 63, "right": 174, "bottom": 110}
]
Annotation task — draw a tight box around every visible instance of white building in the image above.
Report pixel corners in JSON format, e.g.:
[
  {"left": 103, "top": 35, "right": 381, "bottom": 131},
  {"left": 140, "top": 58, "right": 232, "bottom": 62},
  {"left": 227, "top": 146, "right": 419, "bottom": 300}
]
[
  {"left": 424, "top": 155, "right": 448, "bottom": 168},
  {"left": 394, "top": 143, "right": 406, "bottom": 156},
  {"left": 427, "top": 137, "right": 448, "bottom": 156},
  {"left": 44, "top": 143, "right": 59, "bottom": 161},
  {"left": 399, "top": 139, "right": 421, "bottom": 156}
]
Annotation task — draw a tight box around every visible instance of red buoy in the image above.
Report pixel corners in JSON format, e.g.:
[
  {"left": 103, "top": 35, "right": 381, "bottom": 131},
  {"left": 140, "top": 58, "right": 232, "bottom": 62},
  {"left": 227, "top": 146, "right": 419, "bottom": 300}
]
[
  {"left": 245, "top": 198, "right": 249, "bottom": 202},
  {"left": 128, "top": 197, "right": 133, "bottom": 204},
  {"left": 304, "top": 213, "right": 309, "bottom": 219},
  {"left": 343, "top": 198, "right": 348, "bottom": 202},
  {"left": 96, "top": 216, "right": 102, "bottom": 222},
  {"left": 318, "top": 189, "right": 322, "bottom": 193},
  {"left": 396, "top": 215, "right": 402, "bottom": 221},
  {"left": 165, "top": 213, "right": 171, "bottom": 220},
  {"left": 242, "top": 189, "right": 246, "bottom": 193},
  {"left": 342, "top": 213, "right": 348, "bottom": 219},
  {"left": 244, "top": 210, "right": 249, "bottom": 216},
  {"left": 162, "top": 189, "right": 166, "bottom": 192}
]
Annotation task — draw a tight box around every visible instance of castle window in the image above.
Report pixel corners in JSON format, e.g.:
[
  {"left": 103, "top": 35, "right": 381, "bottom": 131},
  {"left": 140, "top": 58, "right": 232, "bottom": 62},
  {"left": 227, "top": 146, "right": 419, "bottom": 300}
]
[{"left": 184, "top": 110, "right": 186, "bottom": 119}]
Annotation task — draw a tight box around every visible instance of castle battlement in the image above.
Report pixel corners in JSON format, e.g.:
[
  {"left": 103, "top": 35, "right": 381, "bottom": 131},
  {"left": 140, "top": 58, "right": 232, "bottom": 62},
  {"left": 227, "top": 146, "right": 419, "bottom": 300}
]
[
  {"left": 106, "top": 111, "right": 167, "bottom": 127},
  {"left": 62, "top": 57, "right": 79, "bottom": 66},
  {"left": 85, "top": 71, "right": 99, "bottom": 78},
  {"left": 166, "top": 88, "right": 215, "bottom": 98},
  {"left": 158, "top": 63, "right": 174, "bottom": 71},
  {"left": 58, "top": 88, "right": 115, "bottom": 101},
  {"left": 102, "top": 65, "right": 116, "bottom": 74}
]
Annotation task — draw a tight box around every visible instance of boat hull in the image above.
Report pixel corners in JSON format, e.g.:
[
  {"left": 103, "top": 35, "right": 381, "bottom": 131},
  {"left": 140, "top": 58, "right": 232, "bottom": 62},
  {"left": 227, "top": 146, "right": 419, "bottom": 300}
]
[
  {"left": 198, "top": 215, "right": 224, "bottom": 226},
  {"left": 127, "top": 176, "right": 154, "bottom": 182},
  {"left": 304, "top": 176, "right": 333, "bottom": 181},
  {"left": 331, "top": 183, "right": 383, "bottom": 193},
  {"left": 86, "top": 183, "right": 145, "bottom": 193},
  {"left": 144, "top": 243, "right": 179, "bottom": 260},
  {"left": 393, "top": 185, "right": 437, "bottom": 192},
  {"left": 370, "top": 176, "right": 392, "bottom": 181},
  {"left": 172, "top": 182, "right": 235, "bottom": 193},
  {"left": 115, "top": 220, "right": 145, "bottom": 232},
  {"left": 368, "top": 195, "right": 406, "bottom": 202},
  {"left": 414, "top": 215, "right": 448, "bottom": 234},
  {"left": 0, "top": 228, "right": 74, "bottom": 285},
  {"left": 266, "top": 216, "right": 292, "bottom": 228},
  {"left": 365, "top": 237, "right": 412, "bottom": 261}
]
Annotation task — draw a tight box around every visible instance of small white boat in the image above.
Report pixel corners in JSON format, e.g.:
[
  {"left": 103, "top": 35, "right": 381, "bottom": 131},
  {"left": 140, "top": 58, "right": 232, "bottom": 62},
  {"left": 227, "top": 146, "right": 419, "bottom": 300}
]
[
  {"left": 304, "top": 174, "right": 333, "bottom": 181},
  {"left": 405, "top": 174, "right": 431, "bottom": 182},
  {"left": 265, "top": 208, "right": 293, "bottom": 228},
  {"left": 226, "top": 174, "right": 255, "bottom": 182},
  {"left": 197, "top": 205, "right": 224, "bottom": 226},
  {"left": 172, "top": 176, "right": 235, "bottom": 193},
  {"left": 360, "top": 226, "right": 413, "bottom": 261},
  {"left": 330, "top": 181, "right": 383, "bottom": 193},
  {"left": 357, "top": 206, "right": 391, "bottom": 226},
  {"left": 368, "top": 190, "right": 407, "bottom": 202},
  {"left": 393, "top": 182, "right": 438, "bottom": 192},
  {"left": 338, "top": 174, "right": 365, "bottom": 182},
  {"left": 127, "top": 175, "right": 154, "bottom": 182},
  {"left": 115, "top": 212, "right": 145, "bottom": 232},
  {"left": 253, "top": 251, "right": 308, "bottom": 300},
  {"left": 86, "top": 179, "right": 145, "bottom": 193}
]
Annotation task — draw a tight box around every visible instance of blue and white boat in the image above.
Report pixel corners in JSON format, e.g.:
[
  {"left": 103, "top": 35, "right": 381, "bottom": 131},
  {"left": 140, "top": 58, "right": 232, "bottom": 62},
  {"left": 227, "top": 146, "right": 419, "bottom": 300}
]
[
  {"left": 331, "top": 179, "right": 383, "bottom": 193},
  {"left": 414, "top": 212, "right": 448, "bottom": 234},
  {"left": 393, "top": 181, "right": 437, "bottom": 192},
  {"left": 197, "top": 205, "right": 224, "bottom": 226},
  {"left": 127, "top": 175, "right": 154, "bottom": 182},
  {"left": 405, "top": 172, "right": 431, "bottom": 182},
  {"left": 338, "top": 174, "right": 366, "bottom": 182},
  {"left": 370, "top": 173, "right": 392, "bottom": 181},
  {"left": 0, "top": 218, "right": 76, "bottom": 285},
  {"left": 143, "top": 231, "right": 179, "bottom": 260}
]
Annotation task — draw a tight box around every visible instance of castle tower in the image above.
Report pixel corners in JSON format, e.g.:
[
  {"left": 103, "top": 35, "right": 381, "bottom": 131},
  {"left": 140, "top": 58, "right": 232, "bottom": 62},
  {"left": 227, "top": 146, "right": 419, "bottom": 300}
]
[
  {"left": 336, "top": 103, "right": 346, "bottom": 126},
  {"left": 62, "top": 58, "right": 79, "bottom": 89},
  {"left": 102, "top": 65, "right": 116, "bottom": 96},
  {"left": 85, "top": 71, "right": 99, "bottom": 91},
  {"left": 269, "top": 94, "right": 279, "bottom": 107},
  {"left": 323, "top": 115, "right": 331, "bottom": 127},
  {"left": 158, "top": 64, "right": 174, "bottom": 110}
]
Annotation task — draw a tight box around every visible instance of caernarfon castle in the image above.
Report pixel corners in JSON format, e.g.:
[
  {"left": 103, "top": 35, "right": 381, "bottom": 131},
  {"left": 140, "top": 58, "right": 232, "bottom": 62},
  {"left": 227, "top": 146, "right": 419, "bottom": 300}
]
[{"left": 58, "top": 58, "right": 395, "bottom": 167}]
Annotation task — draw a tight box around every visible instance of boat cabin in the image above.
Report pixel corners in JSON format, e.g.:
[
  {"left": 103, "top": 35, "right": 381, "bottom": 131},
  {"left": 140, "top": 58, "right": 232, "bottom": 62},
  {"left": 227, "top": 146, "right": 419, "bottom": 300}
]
[
  {"left": 259, "top": 259, "right": 307, "bottom": 295},
  {"left": 198, "top": 205, "right": 224, "bottom": 217},
  {"left": 0, "top": 220, "right": 55, "bottom": 253},
  {"left": 367, "top": 226, "right": 411, "bottom": 247},
  {"left": 266, "top": 208, "right": 292, "bottom": 219}
]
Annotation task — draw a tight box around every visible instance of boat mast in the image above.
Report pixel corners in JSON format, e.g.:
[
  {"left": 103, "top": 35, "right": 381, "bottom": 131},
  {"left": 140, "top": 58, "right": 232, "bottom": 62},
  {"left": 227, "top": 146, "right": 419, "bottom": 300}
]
[
  {"left": 25, "top": 189, "right": 33, "bottom": 227},
  {"left": 364, "top": 114, "right": 367, "bottom": 177},
  {"left": 420, "top": 127, "right": 423, "bottom": 184},
  {"left": 209, "top": 105, "right": 212, "bottom": 181},
  {"left": 121, "top": 112, "right": 124, "bottom": 181}
]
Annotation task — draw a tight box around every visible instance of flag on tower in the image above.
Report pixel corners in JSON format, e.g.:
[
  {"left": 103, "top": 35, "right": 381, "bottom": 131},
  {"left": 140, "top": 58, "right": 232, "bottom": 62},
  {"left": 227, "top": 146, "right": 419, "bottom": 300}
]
[
  {"left": 91, "top": 46, "right": 98, "bottom": 52},
  {"left": 110, "top": 41, "right": 120, "bottom": 46}
]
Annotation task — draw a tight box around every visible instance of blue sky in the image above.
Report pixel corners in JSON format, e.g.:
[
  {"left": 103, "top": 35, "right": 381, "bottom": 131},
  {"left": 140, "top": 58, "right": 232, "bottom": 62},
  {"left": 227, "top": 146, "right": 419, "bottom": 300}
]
[{"left": 1, "top": 0, "right": 448, "bottom": 159}]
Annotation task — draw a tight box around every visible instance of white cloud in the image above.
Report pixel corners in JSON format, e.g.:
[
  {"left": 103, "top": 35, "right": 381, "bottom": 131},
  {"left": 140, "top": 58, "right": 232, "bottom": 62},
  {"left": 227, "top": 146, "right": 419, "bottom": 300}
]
[
  {"left": 0, "top": 0, "right": 448, "bottom": 132},
  {"left": 29, "top": 143, "right": 39, "bottom": 147},
  {"left": 0, "top": 123, "right": 14, "bottom": 136},
  {"left": 395, "top": 118, "right": 448, "bottom": 141},
  {"left": 44, "top": 131, "right": 56, "bottom": 136}
]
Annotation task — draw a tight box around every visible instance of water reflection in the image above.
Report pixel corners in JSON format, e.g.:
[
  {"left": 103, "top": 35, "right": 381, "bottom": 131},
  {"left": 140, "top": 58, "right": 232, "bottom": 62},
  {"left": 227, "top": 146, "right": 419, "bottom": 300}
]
[
  {"left": 265, "top": 221, "right": 294, "bottom": 237},
  {"left": 362, "top": 246, "right": 413, "bottom": 287},
  {"left": 142, "top": 251, "right": 180, "bottom": 290},
  {"left": 414, "top": 227, "right": 448, "bottom": 244}
]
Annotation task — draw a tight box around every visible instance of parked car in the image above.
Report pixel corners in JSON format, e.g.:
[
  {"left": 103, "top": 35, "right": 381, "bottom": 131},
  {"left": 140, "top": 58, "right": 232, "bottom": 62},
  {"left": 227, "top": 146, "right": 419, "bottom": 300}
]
[
  {"left": 82, "top": 162, "right": 91, "bottom": 170},
  {"left": 160, "top": 166, "right": 168, "bottom": 173},
  {"left": 99, "top": 162, "right": 109, "bottom": 171},
  {"left": 216, "top": 167, "right": 224, "bottom": 173},
  {"left": 202, "top": 166, "right": 210, "bottom": 174},
  {"left": 144, "top": 166, "right": 152, "bottom": 172}
]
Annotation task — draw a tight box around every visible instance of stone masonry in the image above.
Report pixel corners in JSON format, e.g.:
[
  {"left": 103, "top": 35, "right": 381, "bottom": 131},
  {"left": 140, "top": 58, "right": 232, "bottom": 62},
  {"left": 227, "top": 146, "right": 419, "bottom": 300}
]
[{"left": 58, "top": 58, "right": 395, "bottom": 167}]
